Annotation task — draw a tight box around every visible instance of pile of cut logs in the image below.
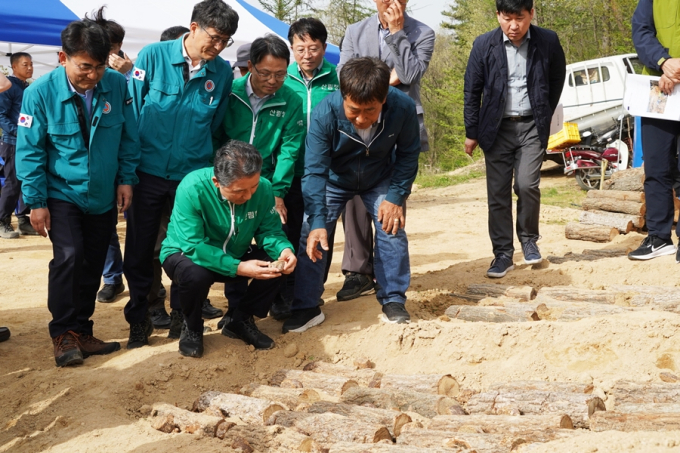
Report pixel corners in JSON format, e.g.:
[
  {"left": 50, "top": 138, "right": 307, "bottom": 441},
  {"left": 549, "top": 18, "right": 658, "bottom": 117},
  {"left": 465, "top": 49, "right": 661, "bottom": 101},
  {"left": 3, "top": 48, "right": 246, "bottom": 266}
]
[
  {"left": 149, "top": 355, "right": 680, "bottom": 452},
  {"left": 565, "top": 168, "right": 649, "bottom": 243}
]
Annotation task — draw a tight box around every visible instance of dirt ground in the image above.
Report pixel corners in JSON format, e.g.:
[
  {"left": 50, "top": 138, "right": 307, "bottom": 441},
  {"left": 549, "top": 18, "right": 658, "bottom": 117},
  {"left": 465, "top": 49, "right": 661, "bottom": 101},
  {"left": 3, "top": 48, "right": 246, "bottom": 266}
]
[{"left": 2, "top": 165, "right": 680, "bottom": 452}]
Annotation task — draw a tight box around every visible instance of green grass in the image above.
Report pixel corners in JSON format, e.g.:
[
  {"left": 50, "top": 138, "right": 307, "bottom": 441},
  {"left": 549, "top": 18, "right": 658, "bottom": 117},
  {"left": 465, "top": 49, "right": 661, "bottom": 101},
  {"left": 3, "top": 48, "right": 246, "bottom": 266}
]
[
  {"left": 540, "top": 184, "right": 588, "bottom": 209},
  {"left": 415, "top": 170, "right": 485, "bottom": 188}
]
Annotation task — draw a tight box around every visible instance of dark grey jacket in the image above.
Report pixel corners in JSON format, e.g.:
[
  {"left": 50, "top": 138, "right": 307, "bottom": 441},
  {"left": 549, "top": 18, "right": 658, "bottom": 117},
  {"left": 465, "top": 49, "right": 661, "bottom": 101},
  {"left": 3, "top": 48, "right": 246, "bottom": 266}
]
[{"left": 464, "top": 25, "right": 566, "bottom": 151}]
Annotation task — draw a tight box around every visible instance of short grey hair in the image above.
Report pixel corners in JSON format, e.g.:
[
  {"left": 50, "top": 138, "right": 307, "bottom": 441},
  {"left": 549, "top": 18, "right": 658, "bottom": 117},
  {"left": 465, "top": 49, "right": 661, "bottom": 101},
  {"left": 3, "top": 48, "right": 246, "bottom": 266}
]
[{"left": 214, "top": 140, "right": 262, "bottom": 187}]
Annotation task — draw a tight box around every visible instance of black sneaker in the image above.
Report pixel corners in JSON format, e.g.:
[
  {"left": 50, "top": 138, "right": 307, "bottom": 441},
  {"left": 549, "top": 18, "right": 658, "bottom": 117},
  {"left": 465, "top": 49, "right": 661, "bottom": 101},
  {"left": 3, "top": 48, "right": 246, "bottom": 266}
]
[
  {"left": 217, "top": 314, "right": 230, "bottom": 330},
  {"left": 222, "top": 316, "right": 274, "bottom": 350},
  {"left": 487, "top": 254, "right": 514, "bottom": 278},
  {"left": 149, "top": 306, "right": 172, "bottom": 329},
  {"left": 202, "top": 299, "right": 223, "bottom": 319},
  {"left": 179, "top": 321, "right": 203, "bottom": 358},
  {"left": 629, "top": 235, "right": 676, "bottom": 260},
  {"left": 0, "top": 218, "right": 19, "bottom": 239},
  {"left": 0, "top": 326, "right": 10, "bottom": 343},
  {"left": 381, "top": 302, "right": 411, "bottom": 324},
  {"left": 158, "top": 284, "right": 167, "bottom": 299},
  {"left": 127, "top": 316, "right": 153, "bottom": 349},
  {"left": 96, "top": 282, "right": 125, "bottom": 303},
  {"left": 337, "top": 273, "right": 375, "bottom": 301},
  {"left": 167, "top": 309, "right": 184, "bottom": 339},
  {"left": 270, "top": 294, "right": 292, "bottom": 321},
  {"left": 521, "top": 239, "right": 542, "bottom": 265},
  {"left": 282, "top": 307, "right": 325, "bottom": 333},
  {"left": 17, "top": 216, "right": 39, "bottom": 236}
]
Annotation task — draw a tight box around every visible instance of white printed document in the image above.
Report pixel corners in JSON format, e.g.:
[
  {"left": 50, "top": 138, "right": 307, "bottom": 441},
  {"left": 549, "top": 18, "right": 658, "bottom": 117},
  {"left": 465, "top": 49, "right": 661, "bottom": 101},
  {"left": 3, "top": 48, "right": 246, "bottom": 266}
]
[{"left": 624, "top": 74, "right": 680, "bottom": 120}]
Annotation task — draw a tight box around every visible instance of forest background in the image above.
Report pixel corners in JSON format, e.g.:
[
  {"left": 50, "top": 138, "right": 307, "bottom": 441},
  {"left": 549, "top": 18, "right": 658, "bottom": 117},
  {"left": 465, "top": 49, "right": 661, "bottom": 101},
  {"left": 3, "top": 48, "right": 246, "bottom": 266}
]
[{"left": 260, "top": 0, "right": 639, "bottom": 173}]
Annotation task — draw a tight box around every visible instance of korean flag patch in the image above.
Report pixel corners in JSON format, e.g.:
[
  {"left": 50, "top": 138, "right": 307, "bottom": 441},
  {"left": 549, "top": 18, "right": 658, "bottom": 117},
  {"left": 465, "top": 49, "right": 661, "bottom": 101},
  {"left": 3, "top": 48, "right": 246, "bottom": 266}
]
[
  {"left": 132, "top": 67, "right": 146, "bottom": 81},
  {"left": 18, "top": 114, "right": 33, "bottom": 128}
]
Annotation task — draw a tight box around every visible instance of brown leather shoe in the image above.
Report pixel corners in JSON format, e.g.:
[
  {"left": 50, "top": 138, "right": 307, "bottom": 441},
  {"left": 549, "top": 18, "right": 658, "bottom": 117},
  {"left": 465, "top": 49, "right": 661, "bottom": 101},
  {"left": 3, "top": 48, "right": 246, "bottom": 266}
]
[
  {"left": 53, "top": 332, "right": 84, "bottom": 367},
  {"left": 74, "top": 333, "right": 121, "bottom": 358}
]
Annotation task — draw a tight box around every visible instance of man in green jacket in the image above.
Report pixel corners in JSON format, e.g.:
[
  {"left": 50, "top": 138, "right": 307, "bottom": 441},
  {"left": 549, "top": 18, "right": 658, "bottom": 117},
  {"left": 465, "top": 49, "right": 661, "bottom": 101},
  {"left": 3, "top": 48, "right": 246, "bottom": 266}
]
[
  {"left": 16, "top": 18, "right": 140, "bottom": 367},
  {"left": 270, "top": 18, "right": 339, "bottom": 320},
  {"left": 124, "top": 0, "right": 239, "bottom": 349},
  {"left": 161, "top": 140, "right": 296, "bottom": 357}
]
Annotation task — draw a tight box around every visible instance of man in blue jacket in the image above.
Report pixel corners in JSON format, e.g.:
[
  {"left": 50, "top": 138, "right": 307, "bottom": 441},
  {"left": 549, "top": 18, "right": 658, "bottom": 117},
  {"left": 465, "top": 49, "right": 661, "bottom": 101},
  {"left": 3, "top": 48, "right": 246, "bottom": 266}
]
[
  {"left": 123, "top": 0, "right": 239, "bottom": 349},
  {"left": 282, "top": 57, "right": 420, "bottom": 333},
  {"left": 464, "top": 0, "right": 565, "bottom": 278},
  {"left": 16, "top": 19, "right": 140, "bottom": 367}
]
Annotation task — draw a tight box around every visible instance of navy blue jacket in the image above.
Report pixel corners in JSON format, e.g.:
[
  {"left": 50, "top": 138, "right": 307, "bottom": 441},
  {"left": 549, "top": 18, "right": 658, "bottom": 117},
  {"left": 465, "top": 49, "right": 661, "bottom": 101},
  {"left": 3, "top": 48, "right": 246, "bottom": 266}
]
[
  {"left": 632, "top": 0, "right": 672, "bottom": 73},
  {"left": 303, "top": 87, "right": 420, "bottom": 230},
  {"left": 464, "top": 25, "right": 566, "bottom": 151},
  {"left": 0, "top": 76, "right": 29, "bottom": 145}
]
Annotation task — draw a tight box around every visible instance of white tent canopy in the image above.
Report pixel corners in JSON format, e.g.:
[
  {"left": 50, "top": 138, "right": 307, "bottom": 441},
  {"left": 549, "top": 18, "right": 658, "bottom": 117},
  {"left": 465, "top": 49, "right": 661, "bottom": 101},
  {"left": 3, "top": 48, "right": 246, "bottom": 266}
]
[{"left": 0, "top": 0, "right": 339, "bottom": 77}]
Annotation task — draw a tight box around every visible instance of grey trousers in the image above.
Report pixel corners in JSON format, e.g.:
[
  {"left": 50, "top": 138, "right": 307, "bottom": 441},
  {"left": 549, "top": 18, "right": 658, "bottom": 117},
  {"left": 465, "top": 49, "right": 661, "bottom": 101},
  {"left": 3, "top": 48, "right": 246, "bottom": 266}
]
[
  {"left": 341, "top": 195, "right": 375, "bottom": 275},
  {"left": 483, "top": 118, "right": 544, "bottom": 258}
]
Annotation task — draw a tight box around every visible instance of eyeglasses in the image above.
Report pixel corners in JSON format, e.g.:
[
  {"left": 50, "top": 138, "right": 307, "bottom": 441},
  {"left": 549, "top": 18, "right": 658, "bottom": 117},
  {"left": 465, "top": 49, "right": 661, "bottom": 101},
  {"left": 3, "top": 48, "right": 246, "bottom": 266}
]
[
  {"left": 68, "top": 57, "right": 107, "bottom": 74},
  {"left": 293, "top": 46, "right": 322, "bottom": 57},
  {"left": 201, "top": 25, "right": 234, "bottom": 48},
  {"left": 252, "top": 65, "right": 288, "bottom": 82}
]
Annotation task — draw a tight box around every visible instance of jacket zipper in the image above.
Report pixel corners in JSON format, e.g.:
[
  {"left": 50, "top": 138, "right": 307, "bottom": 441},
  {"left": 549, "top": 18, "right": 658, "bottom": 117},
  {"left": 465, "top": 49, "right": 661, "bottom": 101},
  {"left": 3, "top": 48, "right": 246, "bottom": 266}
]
[{"left": 222, "top": 200, "right": 236, "bottom": 254}]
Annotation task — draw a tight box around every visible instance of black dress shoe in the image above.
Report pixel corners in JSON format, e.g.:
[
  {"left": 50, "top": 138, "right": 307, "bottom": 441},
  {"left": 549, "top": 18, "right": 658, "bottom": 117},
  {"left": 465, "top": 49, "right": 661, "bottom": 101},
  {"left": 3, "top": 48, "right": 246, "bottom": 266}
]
[
  {"left": 222, "top": 316, "right": 274, "bottom": 350},
  {"left": 179, "top": 322, "right": 203, "bottom": 358},
  {"left": 167, "top": 309, "right": 184, "bottom": 339},
  {"left": 270, "top": 294, "right": 292, "bottom": 321},
  {"left": 97, "top": 282, "right": 125, "bottom": 303},
  {"left": 150, "top": 306, "right": 171, "bottom": 329},
  {"left": 0, "top": 326, "right": 10, "bottom": 343},
  {"left": 202, "top": 299, "right": 223, "bottom": 319},
  {"left": 158, "top": 284, "right": 167, "bottom": 299}
]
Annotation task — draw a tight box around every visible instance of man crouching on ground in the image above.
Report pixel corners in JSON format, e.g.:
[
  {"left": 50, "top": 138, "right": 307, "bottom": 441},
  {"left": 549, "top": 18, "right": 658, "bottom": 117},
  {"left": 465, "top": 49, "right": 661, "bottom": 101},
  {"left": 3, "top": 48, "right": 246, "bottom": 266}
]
[{"left": 160, "top": 140, "right": 296, "bottom": 357}]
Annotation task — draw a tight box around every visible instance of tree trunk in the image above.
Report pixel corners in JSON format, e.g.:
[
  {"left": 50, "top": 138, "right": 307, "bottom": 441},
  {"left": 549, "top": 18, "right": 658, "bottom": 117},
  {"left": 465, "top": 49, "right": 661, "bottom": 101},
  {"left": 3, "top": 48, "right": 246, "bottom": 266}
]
[
  {"left": 534, "top": 300, "right": 631, "bottom": 321},
  {"left": 587, "top": 190, "right": 645, "bottom": 203},
  {"left": 465, "top": 382, "right": 605, "bottom": 428},
  {"left": 590, "top": 411, "right": 680, "bottom": 432},
  {"left": 271, "top": 369, "right": 359, "bottom": 396},
  {"left": 565, "top": 223, "right": 619, "bottom": 242},
  {"left": 445, "top": 304, "right": 540, "bottom": 322},
  {"left": 303, "top": 361, "right": 381, "bottom": 387},
  {"left": 602, "top": 167, "right": 644, "bottom": 191},
  {"left": 278, "top": 412, "right": 394, "bottom": 446},
  {"left": 328, "top": 442, "right": 463, "bottom": 453},
  {"left": 150, "top": 403, "right": 230, "bottom": 438},
  {"left": 240, "top": 384, "right": 321, "bottom": 410},
  {"left": 377, "top": 374, "right": 460, "bottom": 397},
  {"left": 609, "top": 381, "right": 680, "bottom": 406},
  {"left": 464, "top": 284, "right": 537, "bottom": 301},
  {"left": 537, "top": 285, "right": 680, "bottom": 314},
  {"left": 193, "top": 391, "right": 287, "bottom": 425},
  {"left": 305, "top": 401, "right": 412, "bottom": 437},
  {"left": 579, "top": 210, "right": 644, "bottom": 232},
  {"left": 340, "top": 387, "right": 463, "bottom": 418},
  {"left": 536, "top": 287, "right": 618, "bottom": 304},
  {"left": 427, "top": 414, "right": 574, "bottom": 432},
  {"left": 581, "top": 198, "right": 645, "bottom": 216},
  {"left": 218, "top": 424, "right": 320, "bottom": 453}
]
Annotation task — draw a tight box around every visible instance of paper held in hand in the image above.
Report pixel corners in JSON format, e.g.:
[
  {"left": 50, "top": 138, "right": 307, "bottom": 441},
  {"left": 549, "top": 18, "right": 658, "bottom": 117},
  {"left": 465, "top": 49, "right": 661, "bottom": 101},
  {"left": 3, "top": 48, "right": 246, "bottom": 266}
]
[{"left": 624, "top": 74, "right": 680, "bottom": 120}]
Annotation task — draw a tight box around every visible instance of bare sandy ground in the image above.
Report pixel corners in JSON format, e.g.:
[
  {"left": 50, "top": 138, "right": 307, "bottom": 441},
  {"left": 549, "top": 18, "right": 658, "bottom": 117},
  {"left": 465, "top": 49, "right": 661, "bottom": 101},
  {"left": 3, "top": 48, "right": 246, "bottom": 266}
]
[{"left": 2, "top": 165, "right": 680, "bottom": 452}]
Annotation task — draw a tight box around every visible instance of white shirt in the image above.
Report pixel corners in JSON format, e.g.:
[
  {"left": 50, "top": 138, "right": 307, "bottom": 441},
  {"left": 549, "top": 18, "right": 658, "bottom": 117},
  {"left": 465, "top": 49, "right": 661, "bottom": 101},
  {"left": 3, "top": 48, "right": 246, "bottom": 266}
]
[
  {"left": 66, "top": 77, "right": 95, "bottom": 118},
  {"left": 355, "top": 112, "right": 383, "bottom": 144},
  {"left": 245, "top": 75, "right": 274, "bottom": 115}
]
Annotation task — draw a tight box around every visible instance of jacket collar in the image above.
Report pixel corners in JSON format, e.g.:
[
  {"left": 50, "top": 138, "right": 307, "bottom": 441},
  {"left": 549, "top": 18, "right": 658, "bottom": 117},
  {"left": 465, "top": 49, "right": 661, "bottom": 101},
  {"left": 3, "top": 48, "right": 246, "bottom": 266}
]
[
  {"left": 170, "top": 34, "right": 219, "bottom": 74},
  {"left": 57, "top": 66, "right": 112, "bottom": 103},
  {"left": 287, "top": 58, "right": 334, "bottom": 81},
  {"left": 373, "top": 12, "right": 415, "bottom": 33}
]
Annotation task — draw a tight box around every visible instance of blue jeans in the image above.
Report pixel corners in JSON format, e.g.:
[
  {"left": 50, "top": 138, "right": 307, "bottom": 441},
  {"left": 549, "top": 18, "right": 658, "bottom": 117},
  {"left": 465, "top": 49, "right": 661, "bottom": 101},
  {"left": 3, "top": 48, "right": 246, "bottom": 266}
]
[
  {"left": 293, "top": 179, "right": 410, "bottom": 310},
  {"left": 102, "top": 230, "right": 124, "bottom": 285}
]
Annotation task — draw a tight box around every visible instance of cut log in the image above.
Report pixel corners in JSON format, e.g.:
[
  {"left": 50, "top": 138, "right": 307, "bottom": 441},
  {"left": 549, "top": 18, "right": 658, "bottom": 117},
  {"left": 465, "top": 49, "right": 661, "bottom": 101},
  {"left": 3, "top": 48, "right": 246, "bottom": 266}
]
[
  {"left": 151, "top": 403, "right": 230, "bottom": 438},
  {"left": 306, "top": 401, "right": 412, "bottom": 437},
  {"left": 378, "top": 374, "right": 460, "bottom": 397},
  {"left": 218, "top": 424, "right": 320, "bottom": 453},
  {"left": 579, "top": 210, "right": 644, "bottom": 232},
  {"left": 565, "top": 223, "right": 618, "bottom": 243},
  {"left": 546, "top": 248, "right": 628, "bottom": 264},
  {"left": 610, "top": 285, "right": 680, "bottom": 313},
  {"left": 193, "top": 391, "right": 287, "bottom": 425},
  {"left": 535, "top": 300, "right": 631, "bottom": 321},
  {"left": 613, "top": 403, "right": 680, "bottom": 414},
  {"left": 427, "top": 414, "right": 574, "bottom": 433},
  {"left": 275, "top": 412, "right": 393, "bottom": 446},
  {"left": 303, "top": 361, "right": 381, "bottom": 387},
  {"left": 590, "top": 411, "right": 680, "bottom": 432},
  {"left": 465, "top": 381, "right": 605, "bottom": 428},
  {"left": 465, "top": 284, "right": 537, "bottom": 301},
  {"left": 536, "top": 287, "right": 618, "bottom": 304},
  {"left": 581, "top": 198, "right": 645, "bottom": 216},
  {"left": 602, "top": 167, "right": 644, "bottom": 191},
  {"left": 587, "top": 190, "right": 645, "bottom": 203},
  {"left": 240, "top": 384, "right": 321, "bottom": 409},
  {"left": 609, "top": 381, "right": 680, "bottom": 405},
  {"left": 328, "top": 442, "right": 464, "bottom": 453},
  {"left": 271, "top": 369, "right": 359, "bottom": 396},
  {"left": 340, "top": 387, "right": 463, "bottom": 418},
  {"left": 445, "top": 304, "right": 539, "bottom": 323}
]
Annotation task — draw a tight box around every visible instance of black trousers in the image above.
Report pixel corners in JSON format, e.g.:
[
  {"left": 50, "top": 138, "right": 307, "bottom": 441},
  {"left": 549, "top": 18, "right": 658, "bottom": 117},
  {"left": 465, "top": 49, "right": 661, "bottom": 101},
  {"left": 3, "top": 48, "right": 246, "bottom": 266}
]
[
  {"left": 0, "top": 141, "right": 29, "bottom": 220},
  {"left": 123, "top": 171, "right": 180, "bottom": 325},
  {"left": 641, "top": 117, "right": 680, "bottom": 240},
  {"left": 163, "top": 247, "right": 284, "bottom": 332},
  {"left": 47, "top": 198, "right": 116, "bottom": 338},
  {"left": 279, "top": 176, "right": 304, "bottom": 301}
]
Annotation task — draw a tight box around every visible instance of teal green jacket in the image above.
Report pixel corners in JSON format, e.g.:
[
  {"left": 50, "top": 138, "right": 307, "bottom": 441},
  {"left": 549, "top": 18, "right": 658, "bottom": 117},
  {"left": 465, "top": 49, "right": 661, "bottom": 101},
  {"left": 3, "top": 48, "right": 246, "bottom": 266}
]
[
  {"left": 284, "top": 59, "right": 339, "bottom": 177},
  {"left": 16, "top": 67, "right": 140, "bottom": 214},
  {"left": 160, "top": 168, "right": 294, "bottom": 277},
  {"left": 216, "top": 76, "right": 304, "bottom": 198},
  {"left": 129, "top": 37, "right": 232, "bottom": 181}
]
